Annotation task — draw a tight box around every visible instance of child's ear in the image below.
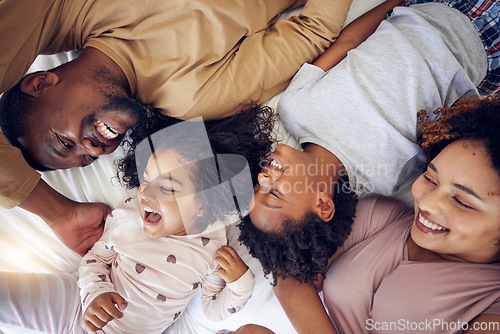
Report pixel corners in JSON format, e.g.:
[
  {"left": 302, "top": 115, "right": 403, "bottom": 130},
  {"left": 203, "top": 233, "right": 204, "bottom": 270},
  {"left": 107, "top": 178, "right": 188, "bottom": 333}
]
[
  {"left": 20, "top": 72, "right": 60, "bottom": 97},
  {"left": 316, "top": 193, "right": 335, "bottom": 222}
]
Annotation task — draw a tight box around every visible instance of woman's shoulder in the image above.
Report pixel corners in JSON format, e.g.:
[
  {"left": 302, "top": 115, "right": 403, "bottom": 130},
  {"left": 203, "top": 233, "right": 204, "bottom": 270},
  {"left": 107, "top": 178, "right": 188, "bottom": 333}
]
[
  {"left": 356, "top": 196, "right": 413, "bottom": 225},
  {"left": 344, "top": 196, "right": 413, "bottom": 250}
]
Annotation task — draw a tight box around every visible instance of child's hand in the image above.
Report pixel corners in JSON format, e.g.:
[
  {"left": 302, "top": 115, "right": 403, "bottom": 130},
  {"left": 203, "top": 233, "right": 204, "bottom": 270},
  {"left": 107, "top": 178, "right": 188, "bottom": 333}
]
[
  {"left": 82, "top": 292, "right": 127, "bottom": 332},
  {"left": 215, "top": 245, "right": 249, "bottom": 283}
]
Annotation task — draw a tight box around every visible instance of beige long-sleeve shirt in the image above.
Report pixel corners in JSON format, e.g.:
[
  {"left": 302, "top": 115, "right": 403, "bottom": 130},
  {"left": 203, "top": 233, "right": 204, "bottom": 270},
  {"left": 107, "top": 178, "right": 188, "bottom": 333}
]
[{"left": 0, "top": 0, "right": 352, "bottom": 207}]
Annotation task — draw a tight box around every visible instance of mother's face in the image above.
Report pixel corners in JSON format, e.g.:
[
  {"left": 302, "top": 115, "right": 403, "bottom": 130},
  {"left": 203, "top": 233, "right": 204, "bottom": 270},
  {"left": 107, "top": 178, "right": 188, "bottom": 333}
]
[{"left": 411, "top": 139, "right": 500, "bottom": 263}]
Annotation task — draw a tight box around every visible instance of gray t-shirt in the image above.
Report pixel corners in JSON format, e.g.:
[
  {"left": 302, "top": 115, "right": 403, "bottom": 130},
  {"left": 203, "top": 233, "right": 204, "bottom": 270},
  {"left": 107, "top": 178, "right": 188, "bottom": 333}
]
[{"left": 277, "top": 3, "right": 487, "bottom": 196}]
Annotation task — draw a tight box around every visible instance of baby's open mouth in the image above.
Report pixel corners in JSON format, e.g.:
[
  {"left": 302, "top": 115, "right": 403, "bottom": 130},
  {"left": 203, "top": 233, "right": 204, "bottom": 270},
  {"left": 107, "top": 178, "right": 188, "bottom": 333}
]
[{"left": 144, "top": 207, "right": 162, "bottom": 224}]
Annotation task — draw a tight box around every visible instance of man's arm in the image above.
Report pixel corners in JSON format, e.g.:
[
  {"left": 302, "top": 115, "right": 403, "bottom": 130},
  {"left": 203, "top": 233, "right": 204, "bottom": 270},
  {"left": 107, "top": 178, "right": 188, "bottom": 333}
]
[
  {"left": 18, "top": 179, "right": 109, "bottom": 256},
  {"left": 184, "top": 0, "right": 354, "bottom": 120},
  {"left": 1, "top": 133, "right": 108, "bottom": 255},
  {"left": 313, "top": 0, "right": 404, "bottom": 71}
]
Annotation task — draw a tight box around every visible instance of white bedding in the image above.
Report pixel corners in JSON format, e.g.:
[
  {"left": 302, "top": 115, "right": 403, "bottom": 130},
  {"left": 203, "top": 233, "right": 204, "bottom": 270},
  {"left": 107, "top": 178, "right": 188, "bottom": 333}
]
[{"left": 0, "top": 1, "right": 409, "bottom": 333}]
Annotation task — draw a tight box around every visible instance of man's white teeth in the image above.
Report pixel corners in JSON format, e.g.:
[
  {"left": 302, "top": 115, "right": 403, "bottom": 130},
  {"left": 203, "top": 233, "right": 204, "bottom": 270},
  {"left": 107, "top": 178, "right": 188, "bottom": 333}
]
[
  {"left": 97, "top": 120, "right": 119, "bottom": 139},
  {"left": 419, "top": 214, "right": 448, "bottom": 231},
  {"left": 270, "top": 159, "right": 283, "bottom": 171},
  {"left": 144, "top": 207, "right": 156, "bottom": 213}
]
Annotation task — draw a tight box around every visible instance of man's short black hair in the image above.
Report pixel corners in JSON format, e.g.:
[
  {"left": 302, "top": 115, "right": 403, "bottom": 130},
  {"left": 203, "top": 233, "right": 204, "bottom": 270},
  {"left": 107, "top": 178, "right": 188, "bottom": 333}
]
[{"left": 0, "top": 75, "right": 54, "bottom": 171}]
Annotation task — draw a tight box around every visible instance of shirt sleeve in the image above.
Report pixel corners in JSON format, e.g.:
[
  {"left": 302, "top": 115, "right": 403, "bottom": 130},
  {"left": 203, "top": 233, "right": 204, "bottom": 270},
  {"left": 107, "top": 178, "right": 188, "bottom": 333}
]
[
  {"left": 200, "top": 266, "right": 255, "bottom": 322},
  {"left": 0, "top": 132, "right": 41, "bottom": 208},
  {"left": 78, "top": 239, "right": 118, "bottom": 312},
  {"left": 482, "top": 299, "right": 500, "bottom": 315},
  {"left": 182, "top": 0, "right": 353, "bottom": 120},
  {"left": 343, "top": 196, "right": 413, "bottom": 253}
]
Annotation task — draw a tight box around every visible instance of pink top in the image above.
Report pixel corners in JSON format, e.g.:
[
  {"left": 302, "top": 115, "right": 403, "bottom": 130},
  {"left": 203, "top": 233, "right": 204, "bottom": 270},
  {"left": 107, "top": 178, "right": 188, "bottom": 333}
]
[{"left": 324, "top": 197, "right": 500, "bottom": 334}]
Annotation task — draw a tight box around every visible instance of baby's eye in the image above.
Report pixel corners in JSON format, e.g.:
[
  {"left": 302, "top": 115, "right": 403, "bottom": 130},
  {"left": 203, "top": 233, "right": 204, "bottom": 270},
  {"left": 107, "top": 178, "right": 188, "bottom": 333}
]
[{"left": 160, "top": 187, "right": 175, "bottom": 194}]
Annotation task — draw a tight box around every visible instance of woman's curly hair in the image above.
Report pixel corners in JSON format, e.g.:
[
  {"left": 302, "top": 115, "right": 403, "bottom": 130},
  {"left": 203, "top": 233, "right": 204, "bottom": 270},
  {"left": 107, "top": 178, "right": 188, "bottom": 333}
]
[
  {"left": 116, "top": 102, "right": 276, "bottom": 189},
  {"left": 420, "top": 93, "right": 500, "bottom": 173},
  {"left": 238, "top": 177, "right": 358, "bottom": 285}
]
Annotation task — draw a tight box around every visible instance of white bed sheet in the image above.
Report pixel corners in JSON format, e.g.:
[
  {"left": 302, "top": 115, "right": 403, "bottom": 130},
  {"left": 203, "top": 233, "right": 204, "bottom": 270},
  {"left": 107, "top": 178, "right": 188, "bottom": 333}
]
[{"left": 0, "top": 1, "right": 409, "bottom": 333}]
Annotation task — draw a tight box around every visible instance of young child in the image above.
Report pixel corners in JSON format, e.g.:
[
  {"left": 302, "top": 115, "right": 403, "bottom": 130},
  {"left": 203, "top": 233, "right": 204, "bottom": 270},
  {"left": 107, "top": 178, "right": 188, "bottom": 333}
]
[
  {"left": 80, "top": 119, "right": 256, "bottom": 333},
  {"left": 0, "top": 106, "right": 276, "bottom": 334}
]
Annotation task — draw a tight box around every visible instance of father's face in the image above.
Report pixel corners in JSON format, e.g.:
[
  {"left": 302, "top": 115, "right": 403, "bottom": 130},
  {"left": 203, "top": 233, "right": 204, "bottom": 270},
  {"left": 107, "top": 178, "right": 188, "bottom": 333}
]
[{"left": 19, "top": 75, "right": 144, "bottom": 169}]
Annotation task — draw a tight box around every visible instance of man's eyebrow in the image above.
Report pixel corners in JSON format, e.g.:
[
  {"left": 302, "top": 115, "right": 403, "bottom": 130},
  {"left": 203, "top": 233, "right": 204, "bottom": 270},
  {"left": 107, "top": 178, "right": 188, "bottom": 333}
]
[
  {"left": 48, "top": 143, "right": 64, "bottom": 157},
  {"left": 453, "top": 183, "right": 483, "bottom": 201}
]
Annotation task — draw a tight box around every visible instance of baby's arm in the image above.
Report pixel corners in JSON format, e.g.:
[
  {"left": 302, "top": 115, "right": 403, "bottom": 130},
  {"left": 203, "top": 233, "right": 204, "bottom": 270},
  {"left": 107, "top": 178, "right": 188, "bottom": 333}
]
[
  {"left": 215, "top": 245, "right": 249, "bottom": 283},
  {"left": 78, "top": 241, "right": 126, "bottom": 331},
  {"left": 82, "top": 292, "right": 127, "bottom": 332},
  {"left": 201, "top": 245, "right": 255, "bottom": 321},
  {"left": 313, "top": 0, "right": 404, "bottom": 71}
]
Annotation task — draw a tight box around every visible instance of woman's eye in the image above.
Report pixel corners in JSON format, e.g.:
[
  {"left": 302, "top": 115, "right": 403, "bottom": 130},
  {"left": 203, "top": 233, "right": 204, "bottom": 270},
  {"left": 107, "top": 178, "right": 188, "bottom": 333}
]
[
  {"left": 423, "top": 173, "right": 437, "bottom": 185},
  {"left": 452, "top": 196, "right": 474, "bottom": 210}
]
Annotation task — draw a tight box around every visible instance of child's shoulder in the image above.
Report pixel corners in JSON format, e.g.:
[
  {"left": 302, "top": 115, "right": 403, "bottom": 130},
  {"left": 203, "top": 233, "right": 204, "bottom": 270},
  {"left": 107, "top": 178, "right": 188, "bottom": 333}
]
[
  {"left": 178, "top": 221, "right": 228, "bottom": 250},
  {"left": 104, "top": 197, "right": 141, "bottom": 230}
]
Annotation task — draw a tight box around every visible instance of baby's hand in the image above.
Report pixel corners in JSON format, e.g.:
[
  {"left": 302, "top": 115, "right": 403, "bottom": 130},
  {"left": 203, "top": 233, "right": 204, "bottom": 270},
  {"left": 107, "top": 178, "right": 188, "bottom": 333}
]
[
  {"left": 82, "top": 292, "right": 127, "bottom": 332},
  {"left": 215, "top": 245, "right": 249, "bottom": 283}
]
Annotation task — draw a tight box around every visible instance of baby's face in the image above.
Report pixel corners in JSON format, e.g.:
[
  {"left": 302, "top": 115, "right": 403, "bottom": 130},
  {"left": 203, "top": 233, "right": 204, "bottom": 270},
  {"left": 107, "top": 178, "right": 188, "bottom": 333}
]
[{"left": 137, "top": 149, "right": 201, "bottom": 239}]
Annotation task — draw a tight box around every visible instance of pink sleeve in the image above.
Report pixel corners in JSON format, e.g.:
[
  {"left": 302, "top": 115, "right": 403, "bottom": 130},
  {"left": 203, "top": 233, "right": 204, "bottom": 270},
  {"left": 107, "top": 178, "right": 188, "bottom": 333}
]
[
  {"left": 343, "top": 196, "right": 413, "bottom": 252},
  {"left": 77, "top": 212, "right": 119, "bottom": 312},
  {"left": 200, "top": 263, "right": 255, "bottom": 321},
  {"left": 483, "top": 299, "right": 500, "bottom": 315}
]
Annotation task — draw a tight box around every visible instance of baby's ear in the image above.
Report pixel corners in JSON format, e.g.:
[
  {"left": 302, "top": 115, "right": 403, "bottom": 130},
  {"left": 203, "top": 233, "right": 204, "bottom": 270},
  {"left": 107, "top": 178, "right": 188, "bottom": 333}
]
[
  {"left": 20, "top": 72, "right": 60, "bottom": 97},
  {"left": 316, "top": 193, "right": 335, "bottom": 222}
]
